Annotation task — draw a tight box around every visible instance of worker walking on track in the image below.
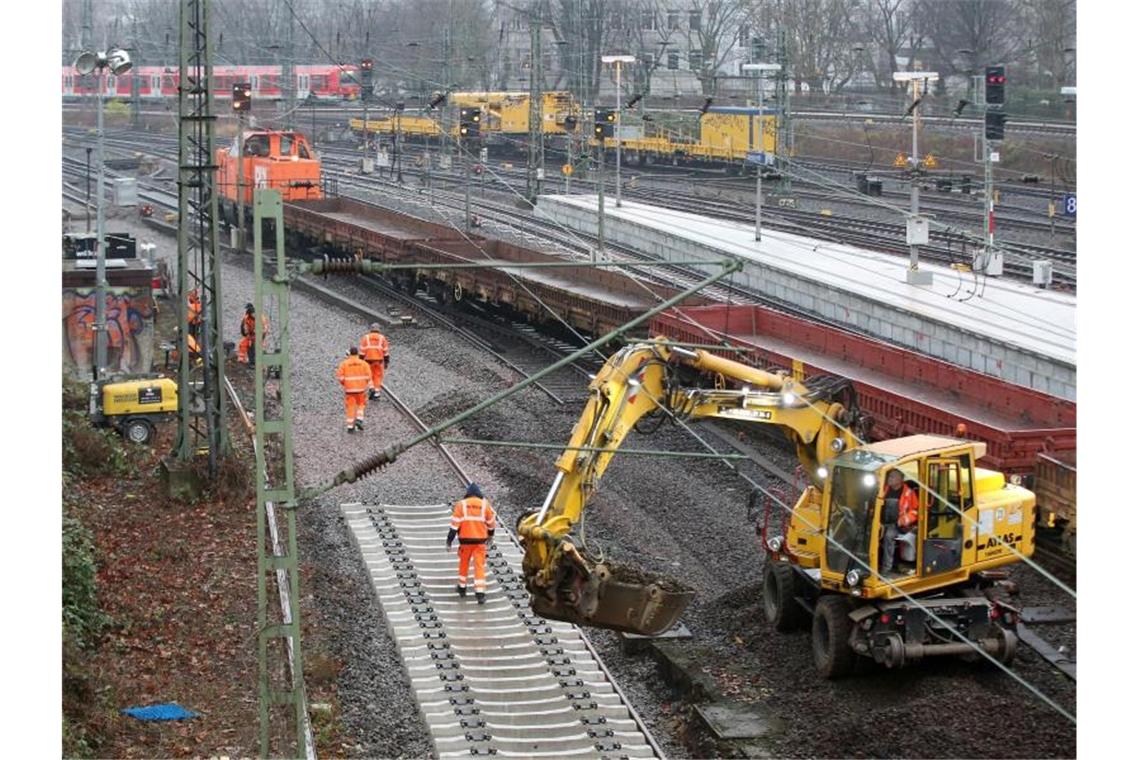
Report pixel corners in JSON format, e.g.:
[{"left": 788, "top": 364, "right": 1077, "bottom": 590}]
[
  {"left": 359, "top": 322, "right": 391, "bottom": 400},
  {"left": 336, "top": 346, "right": 372, "bottom": 433},
  {"left": 446, "top": 483, "right": 496, "bottom": 604},
  {"left": 238, "top": 302, "right": 269, "bottom": 366}
]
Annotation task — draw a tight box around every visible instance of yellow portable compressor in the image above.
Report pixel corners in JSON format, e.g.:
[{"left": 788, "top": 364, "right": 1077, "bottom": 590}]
[{"left": 91, "top": 376, "right": 179, "bottom": 444}]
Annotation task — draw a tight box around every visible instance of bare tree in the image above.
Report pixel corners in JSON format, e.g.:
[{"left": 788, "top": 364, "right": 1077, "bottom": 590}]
[
  {"left": 772, "top": 0, "right": 861, "bottom": 93},
  {"left": 611, "top": 0, "right": 675, "bottom": 99},
  {"left": 1015, "top": 0, "right": 1075, "bottom": 91},
  {"left": 679, "top": 1, "right": 749, "bottom": 95},
  {"left": 862, "top": 0, "right": 916, "bottom": 90},
  {"left": 550, "top": 0, "right": 615, "bottom": 104},
  {"left": 914, "top": 0, "right": 1026, "bottom": 81}
]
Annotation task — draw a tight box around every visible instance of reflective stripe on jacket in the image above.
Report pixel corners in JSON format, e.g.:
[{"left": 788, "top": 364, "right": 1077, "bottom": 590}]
[
  {"left": 360, "top": 331, "right": 389, "bottom": 362},
  {"left": 336, "top": 356, "right": 372, "bottom": 393},
  {"left": 449, "top": 497, "right": 496, "bottom": 543}
]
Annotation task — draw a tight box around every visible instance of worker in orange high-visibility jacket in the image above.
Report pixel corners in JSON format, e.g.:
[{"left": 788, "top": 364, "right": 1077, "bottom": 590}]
[
  {"left": 359, "top": 322, "right": 390, "bottom": 400},
  {"left": 238, "top": 303, "right": 269, "bottom": 365},
  {"left": 446, "top": 483, "right": 496, "bottom": 604},
  {"left": 187, "top": 289, "right": 203, "bottom": 339},
  {"left": 335, "top": 346, "right": 372, "bottom": 433}
]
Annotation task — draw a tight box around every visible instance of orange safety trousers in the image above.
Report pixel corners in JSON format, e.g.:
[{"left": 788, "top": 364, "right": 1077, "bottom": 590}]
[
  {"left": 344, "top": 391, "right": 367, "bottom": 427},
  {"left": 367, "top": 360, "right": 385, "bottom": 391},
  {"left": 457, "top": 543, "right": 488, "bottom": 592},
  {"left": 238, "top": 335, "right": 253, "bottom": 363}
]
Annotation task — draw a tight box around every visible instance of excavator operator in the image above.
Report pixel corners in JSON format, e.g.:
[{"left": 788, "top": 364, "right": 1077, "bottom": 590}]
[{"left": 880, "top": 468, "right": 918, "bottom": 575}]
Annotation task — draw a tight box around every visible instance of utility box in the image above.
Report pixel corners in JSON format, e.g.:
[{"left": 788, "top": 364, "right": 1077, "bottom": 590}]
[
  {"left": 1032, "top": 260, "right": 1053, "bottom": 287},
  {"left": 973, "top": 248, "right": 1004, "bottom": 276},
  {"left": 112, "top": 177, "right": 138, "bottom": 207},
  {"left": 906, "top": 217, "right": 930, "bottom": 246}
]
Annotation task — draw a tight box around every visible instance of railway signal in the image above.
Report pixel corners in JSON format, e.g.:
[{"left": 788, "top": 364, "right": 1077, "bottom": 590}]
[
  {"left": 459, "top": 107, "right": 481, "bottom": 138},
  {"left": 985, "top": 110, "right": 1007, "bottom": 141},
  {"left": 985, "top": 65, "right": 1006, "bottom": 105},
  {"left": 593, "top": 108, "right": 615, "bottom": 139},
  {"left": 360, "top": 57, "right": 374, "bottom": 100},
  {"left": 232, "top": 82, "right": 251, "bottom": 112}
]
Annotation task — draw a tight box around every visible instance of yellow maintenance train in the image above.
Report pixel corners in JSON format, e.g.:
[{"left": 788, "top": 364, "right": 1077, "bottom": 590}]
[{"left": 349, "top": 90, "right": 777, "bottom": 167}]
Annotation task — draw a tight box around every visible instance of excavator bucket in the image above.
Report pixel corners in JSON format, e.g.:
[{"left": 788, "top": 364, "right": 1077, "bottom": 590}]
[{"left": 529, "top": 559, "right": 695, "bottom": 636}]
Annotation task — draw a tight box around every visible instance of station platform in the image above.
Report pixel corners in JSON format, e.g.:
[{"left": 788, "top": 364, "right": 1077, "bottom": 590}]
[{"left": 537, "top": 195, "right": 1076, "bottom": 401}]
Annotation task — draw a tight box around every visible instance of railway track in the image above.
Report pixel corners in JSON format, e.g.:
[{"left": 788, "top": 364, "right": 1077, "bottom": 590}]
[
  {"left": 355, "top": 272, "right": 597, "bottom": 404},
  {"left": 67, "top": 126, "right": 1076, "bottom": 288},
  {"left": 164, "top": 210, "right": 668, "bottom": 757}
]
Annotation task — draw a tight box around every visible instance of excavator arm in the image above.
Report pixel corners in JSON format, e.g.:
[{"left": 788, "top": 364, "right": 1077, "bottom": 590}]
[{"left": 518, "top": 339, "right": 870, "bottom": 635}]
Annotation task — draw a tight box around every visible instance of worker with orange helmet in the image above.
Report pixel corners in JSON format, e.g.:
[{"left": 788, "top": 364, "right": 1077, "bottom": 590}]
[
  {"left": 336, "top": 346, "right": 372, "bottom": 432},
  {"left": 446, "top": 483, "right": 497, "bottom": 604},
  {"left": 238, "top": 302, "right": 269, "bottom": 365},
  {"left": 359, "top": 322, "right": 391, "bottom": 400}
]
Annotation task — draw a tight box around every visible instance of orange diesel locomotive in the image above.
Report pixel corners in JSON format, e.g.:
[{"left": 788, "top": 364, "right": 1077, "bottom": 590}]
[{"left": 216, "top": 129, "right": 322, "bottom": 224}]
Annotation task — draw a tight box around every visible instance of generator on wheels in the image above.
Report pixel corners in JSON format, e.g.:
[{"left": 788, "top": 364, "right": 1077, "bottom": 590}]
[{"left": 90, "top": 376, "right": 178, "bottom": 445}]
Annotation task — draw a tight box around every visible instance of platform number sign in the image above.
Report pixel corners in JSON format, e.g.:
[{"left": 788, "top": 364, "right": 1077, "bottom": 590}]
[{"left": 1062, "top": 193, "right": 1076, "bottom": 217}]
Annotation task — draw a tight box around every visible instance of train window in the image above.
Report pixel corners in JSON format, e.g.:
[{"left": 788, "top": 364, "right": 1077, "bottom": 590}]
[
  {"left": 957, "top": 454, "right": 974, "bottom": 510},
  {"left": 244, "top": 134, "right": 269, "bottom": 157},
  {"left": 279, "top": 134, "right": 295, "bottom": 156},
  {"left": 251, "top": 75, "right": 259, "bottom": 91},
  {"left": 298, "top": 142, "right": 310, "bottom": 159},
  {"left": 339, "top": 70, "right": 356, "bottom": 86}
]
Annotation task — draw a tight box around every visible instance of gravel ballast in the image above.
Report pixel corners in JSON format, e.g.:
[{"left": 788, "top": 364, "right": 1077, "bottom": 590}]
[{"left": 81, "top": 169, "right": 1075, "bottom": 758}]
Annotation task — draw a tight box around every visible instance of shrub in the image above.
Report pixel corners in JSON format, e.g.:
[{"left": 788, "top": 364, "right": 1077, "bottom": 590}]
[
  {"left": 63, "top": 410, "right": 129, "bottom": 478},
  {"left": 62, "top": 512, "right": 106, "bottom": 649}
]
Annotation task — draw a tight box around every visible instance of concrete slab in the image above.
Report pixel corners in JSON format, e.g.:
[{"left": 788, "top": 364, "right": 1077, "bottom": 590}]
[{"left": 695, "top": 702, "right": 786, "bottom": 740}]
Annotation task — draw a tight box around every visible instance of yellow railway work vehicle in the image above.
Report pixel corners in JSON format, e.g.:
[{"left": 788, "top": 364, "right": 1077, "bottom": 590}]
[
  {"left": 350, "top": 91, "right": 580, "bottom": 141},
  {"left": 351, "top": 114, "right": 444, "bottom": 138},
  {"left": 594, "top": 106, "right": 778, "bottom": 165},
  {"left": 518, "top": 341, "right": 1034, "bottom": 677},
  {"left": 450, "top": 90, "right": 579, "bottom": 135}
]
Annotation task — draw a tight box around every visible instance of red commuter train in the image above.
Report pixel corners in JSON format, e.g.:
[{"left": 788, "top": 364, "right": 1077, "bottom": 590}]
[{"left": 63, "top": 64, "right": 361, "bottom": 102}]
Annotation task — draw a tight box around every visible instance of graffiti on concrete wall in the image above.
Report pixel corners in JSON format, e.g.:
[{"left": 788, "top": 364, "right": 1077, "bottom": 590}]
[{"left": 62, "top": 286, "right": 155, "bottom": 377}]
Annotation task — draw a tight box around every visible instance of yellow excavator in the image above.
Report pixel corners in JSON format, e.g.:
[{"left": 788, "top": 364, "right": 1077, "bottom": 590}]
[{"left": 517, "top": 340, "right": 1035, "bottom": 676}]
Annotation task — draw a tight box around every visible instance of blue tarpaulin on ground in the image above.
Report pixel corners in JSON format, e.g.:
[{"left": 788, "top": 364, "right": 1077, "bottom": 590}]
[{"left": 121, "top": 703, "right": 199, "bottom": 721}]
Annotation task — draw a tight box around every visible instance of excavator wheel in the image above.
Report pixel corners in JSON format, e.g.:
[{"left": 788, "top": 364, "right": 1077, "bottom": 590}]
[
  {"left": 763, "top": 561, "right": 809, "bottom": 632},
  {"left": 812, "top": 595, "right": 856, "bottom": 678}
]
